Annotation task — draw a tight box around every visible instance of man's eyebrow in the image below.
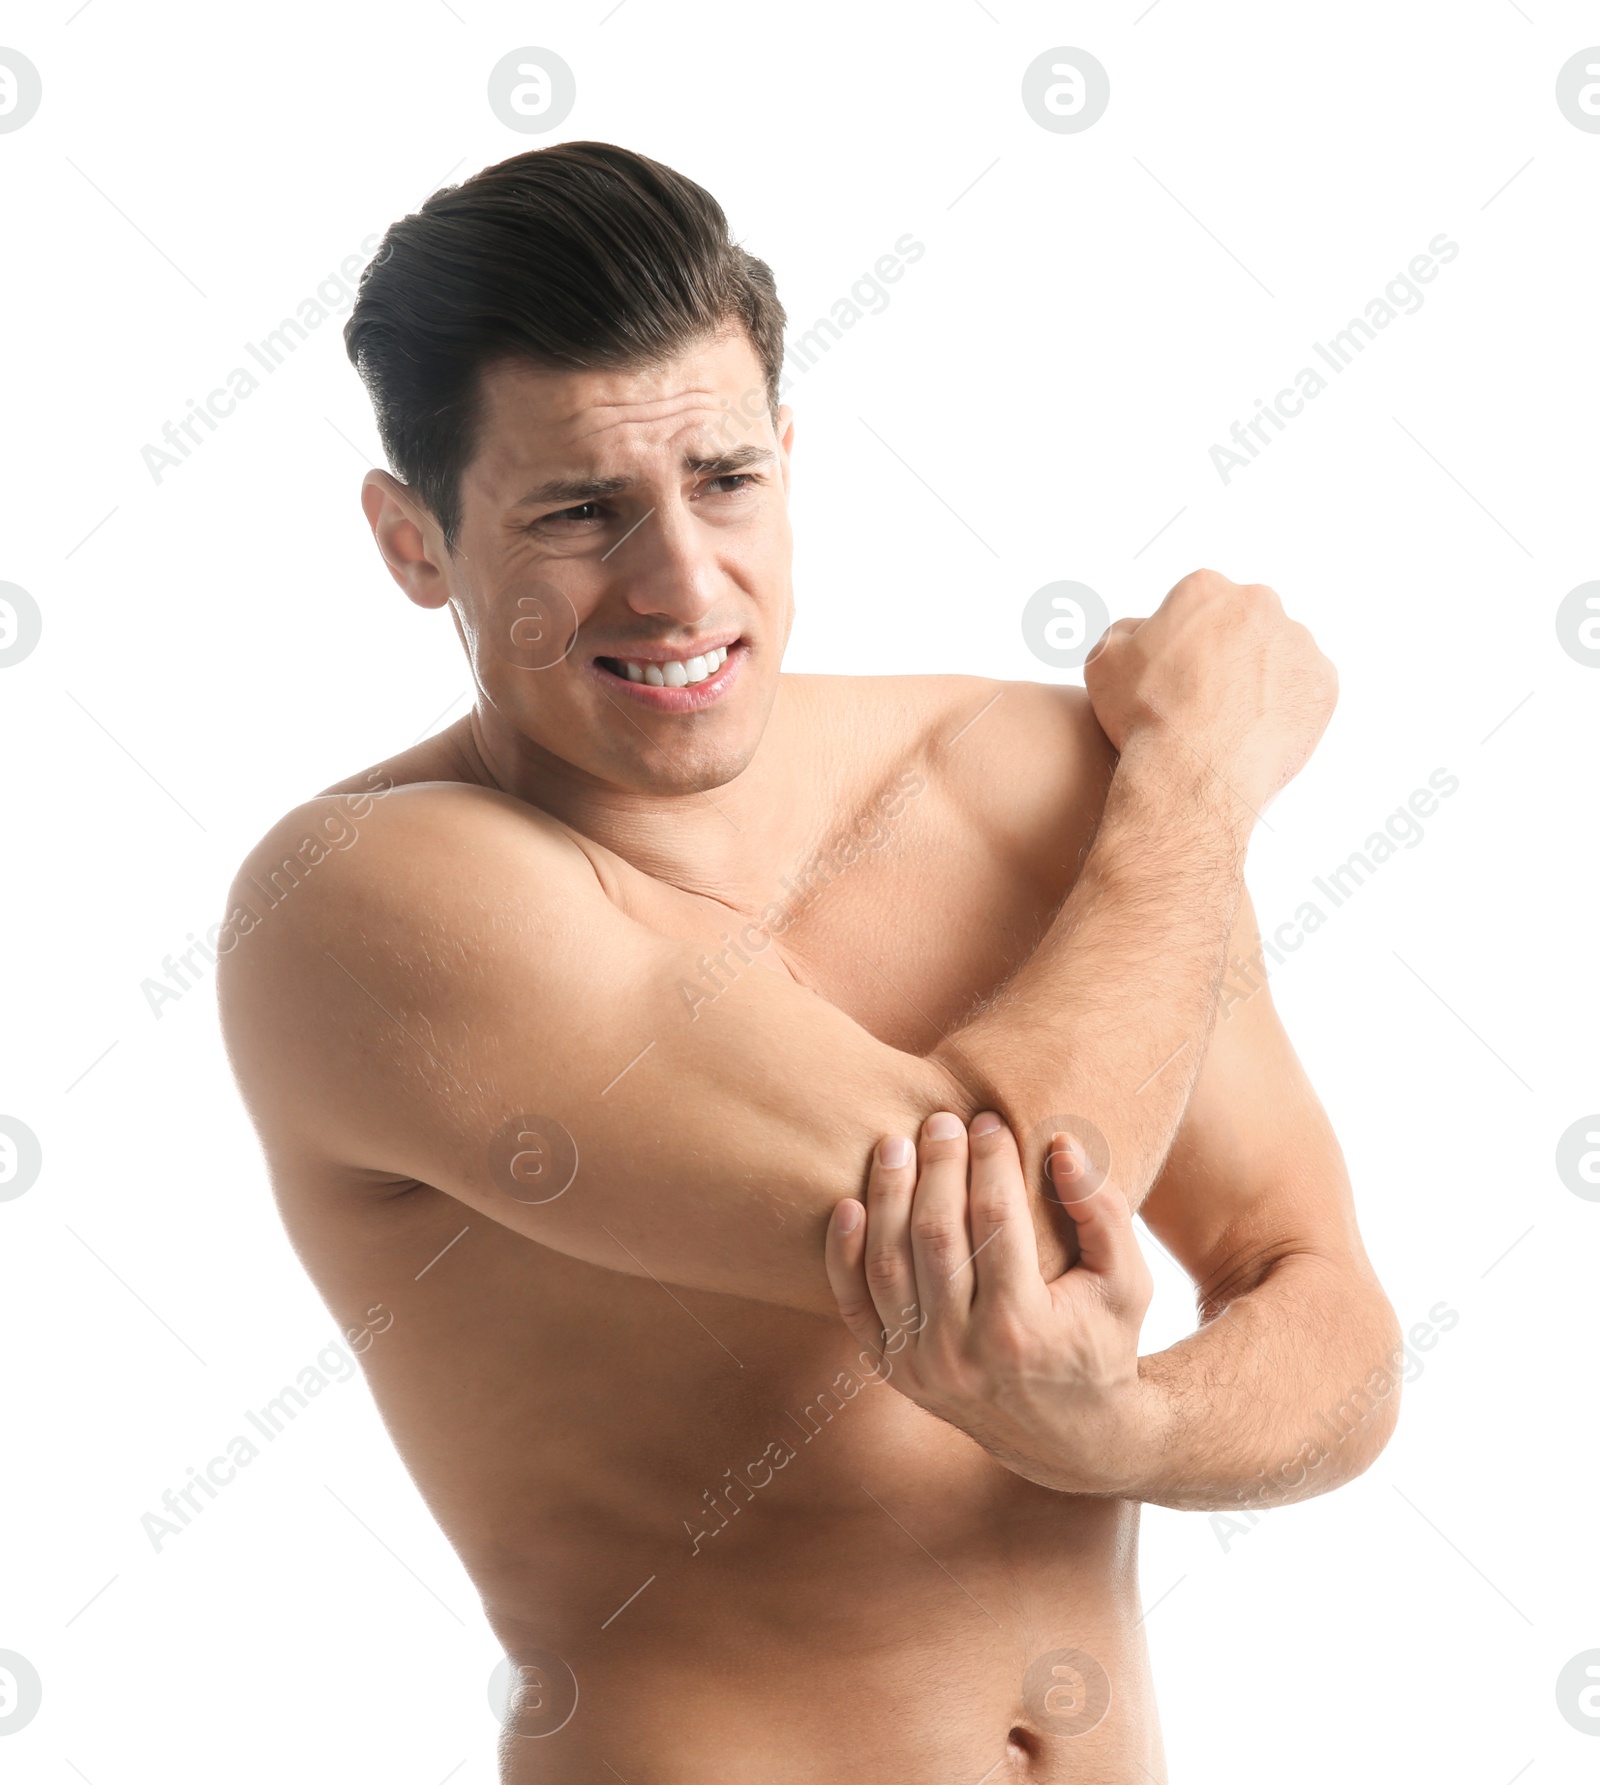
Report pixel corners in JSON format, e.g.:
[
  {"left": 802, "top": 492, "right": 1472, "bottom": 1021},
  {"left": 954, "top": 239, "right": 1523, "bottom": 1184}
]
[
  {"left": 683, "top": 444, "right": 775, "bottom": 477},
  {"left": 510, "top": 472, "right": 631, "bottom": 510},
  {"left": 509, "top": 445, "right": 776, "bottom": 511}
]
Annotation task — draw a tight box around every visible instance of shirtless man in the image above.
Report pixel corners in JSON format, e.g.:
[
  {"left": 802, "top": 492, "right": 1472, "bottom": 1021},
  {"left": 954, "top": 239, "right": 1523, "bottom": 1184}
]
[{"left": 216, "top": 142, "right": 1399, "bottom": 1781}]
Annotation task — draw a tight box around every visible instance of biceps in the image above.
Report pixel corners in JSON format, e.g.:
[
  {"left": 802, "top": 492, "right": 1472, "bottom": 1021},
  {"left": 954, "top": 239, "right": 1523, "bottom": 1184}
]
[
  {"left": 459, "top": 942, "right": 941, "bottom": 1313},
  {"left": 282, "top": 892, "right": 947, "bottom": 1316}
]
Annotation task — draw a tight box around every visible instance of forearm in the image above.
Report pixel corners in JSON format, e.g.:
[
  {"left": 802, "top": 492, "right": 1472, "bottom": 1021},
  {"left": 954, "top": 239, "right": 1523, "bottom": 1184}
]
[
  {"left": 934, "top": 729, "right": 1250, "bottom": 1210},
  {"left": 1119, "top": 1252, "right": 1402, "bottom": 1510}
]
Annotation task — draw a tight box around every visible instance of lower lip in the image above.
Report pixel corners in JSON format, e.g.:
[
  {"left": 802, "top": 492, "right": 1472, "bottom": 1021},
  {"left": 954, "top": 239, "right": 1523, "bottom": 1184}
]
[{"left": 588, "top": 644, "right": 745, "bottom": 712}]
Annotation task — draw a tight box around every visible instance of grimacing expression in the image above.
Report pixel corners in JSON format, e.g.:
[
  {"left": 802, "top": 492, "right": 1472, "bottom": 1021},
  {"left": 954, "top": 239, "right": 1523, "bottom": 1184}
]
[{"left": 448, "top": 327, "right": 795, "bottom": 796}]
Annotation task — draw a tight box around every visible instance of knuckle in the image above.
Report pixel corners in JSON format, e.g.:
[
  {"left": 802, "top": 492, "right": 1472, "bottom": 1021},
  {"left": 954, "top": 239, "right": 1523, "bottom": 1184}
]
[
  {"left": 863, "top": 1253, "right": 904, "bottom": 1291},
  {"left": 1097, "top": 1187, "right": 1132, "bottom": 1225},
  {"left": 968, "top": 1195, "right": 1012, "bottom": 1232},
  {"left": 910, "top": 1215, "right": 962, "bottom": 1253}
]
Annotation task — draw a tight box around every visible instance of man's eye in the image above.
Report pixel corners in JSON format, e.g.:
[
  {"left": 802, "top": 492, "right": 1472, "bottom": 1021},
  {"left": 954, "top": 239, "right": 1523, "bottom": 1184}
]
[
  {"left": 548, "top": 502, "right": 602, "bottom": 525},
  {"left": 705, "top": 473, "right": 757, "bottom": 495}
]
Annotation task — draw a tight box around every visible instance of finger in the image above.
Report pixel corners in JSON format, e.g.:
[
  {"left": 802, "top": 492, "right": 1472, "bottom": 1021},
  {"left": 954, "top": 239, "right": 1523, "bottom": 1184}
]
[
  {"left": 1047, "top": 1133, "right": 1141, "bottom": 1289},
  {"left": 1083, "top": 614, "right": 1143, "bottom": 671},
  {"left": 824, "top": 1194, "right": 883, "bottom": 1355},
  {"left": 861, "top": 1132, "right": 921, "bottom": 1350},
  {"left": 907, "top": 1111, "right": 974, "bottom": 1336},
  {"left": 963, "top": 1111, "right": 1044, "bottom": 1311}
]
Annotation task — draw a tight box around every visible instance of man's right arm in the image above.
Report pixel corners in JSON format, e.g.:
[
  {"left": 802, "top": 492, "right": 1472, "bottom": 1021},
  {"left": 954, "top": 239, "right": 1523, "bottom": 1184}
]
[{"left": 217, "top": 572, "right": 1333, "bottom": 1321}]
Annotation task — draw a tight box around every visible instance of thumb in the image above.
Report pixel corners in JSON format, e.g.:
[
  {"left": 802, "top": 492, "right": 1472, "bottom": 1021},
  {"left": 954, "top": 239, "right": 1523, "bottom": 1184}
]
[{"left": 1047, "top": 1132, "right": 1136, "bottom": 1281}]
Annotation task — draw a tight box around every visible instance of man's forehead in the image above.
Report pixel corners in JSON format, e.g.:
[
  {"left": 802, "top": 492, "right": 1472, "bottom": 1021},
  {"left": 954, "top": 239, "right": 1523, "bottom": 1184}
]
[{"left": 471, "top": 333, "right": 769, "bottom": 486}]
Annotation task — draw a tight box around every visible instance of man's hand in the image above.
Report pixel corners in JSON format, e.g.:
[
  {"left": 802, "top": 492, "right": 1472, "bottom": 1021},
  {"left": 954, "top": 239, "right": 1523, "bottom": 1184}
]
[
  {"left": 1084, "top": 568, "right": 1338, "bottom": 820},
  {"left": 824, "top": 1110, "right": 1163, "bottom": 1497}
]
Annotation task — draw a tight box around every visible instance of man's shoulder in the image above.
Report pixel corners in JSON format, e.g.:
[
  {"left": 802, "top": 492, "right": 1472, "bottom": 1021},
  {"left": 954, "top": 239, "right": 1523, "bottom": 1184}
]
[
  {"left": 313, "top": 722, "right": 475, "bottom": 803},
  {"left": 795, "top": 670, "right": 1116, "bottom": 847},
  {"left": 793, "top": 667, "right": 1106, "bottom": 746},
  {"left": 217, "top": 774, "right": 596, "bottom": 1002}
]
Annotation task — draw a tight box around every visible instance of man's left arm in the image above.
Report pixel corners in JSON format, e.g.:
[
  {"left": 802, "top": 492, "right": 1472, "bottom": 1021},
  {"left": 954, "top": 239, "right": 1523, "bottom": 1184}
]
[
  {"left": 1116, "top": 886, "right": 1401, "bottom": 1509},
  {"left": 825, "top": 889, "right": 1402, "bottom": 1513}
]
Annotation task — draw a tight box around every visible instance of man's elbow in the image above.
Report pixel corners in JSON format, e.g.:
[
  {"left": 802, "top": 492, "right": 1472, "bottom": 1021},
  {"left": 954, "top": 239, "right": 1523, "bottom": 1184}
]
[{"left": 1274, "top": 1269, "right": 1403, "bottom": 1502}]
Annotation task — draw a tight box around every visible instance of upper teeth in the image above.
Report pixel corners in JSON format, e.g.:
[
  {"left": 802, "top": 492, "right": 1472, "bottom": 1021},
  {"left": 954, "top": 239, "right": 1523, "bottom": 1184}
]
[{"left": 620, "top": 646, "right": 729, "bottom": 687}]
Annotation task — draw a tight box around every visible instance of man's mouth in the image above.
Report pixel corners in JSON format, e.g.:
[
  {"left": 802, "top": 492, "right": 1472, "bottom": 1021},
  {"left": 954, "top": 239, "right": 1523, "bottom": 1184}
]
[{"left": 596, "top": 643, "right": 732, "bottom": 688}]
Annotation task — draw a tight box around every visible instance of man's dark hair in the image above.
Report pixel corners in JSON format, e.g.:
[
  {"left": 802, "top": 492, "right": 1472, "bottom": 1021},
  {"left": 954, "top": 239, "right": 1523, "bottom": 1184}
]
[{"left": 344, "top": 141, "right": 786, "bottom": 553}]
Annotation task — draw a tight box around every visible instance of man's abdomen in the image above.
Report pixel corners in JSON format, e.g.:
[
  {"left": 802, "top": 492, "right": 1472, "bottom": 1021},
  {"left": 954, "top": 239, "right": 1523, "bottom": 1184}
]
[{"left": 289, "top": 1182, "right": 1162, "bottom": 1781}]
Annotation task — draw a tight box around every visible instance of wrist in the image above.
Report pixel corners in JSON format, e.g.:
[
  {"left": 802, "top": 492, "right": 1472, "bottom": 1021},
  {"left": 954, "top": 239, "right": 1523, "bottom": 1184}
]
[
  {"left": 986, "top": 1367, "right": 1173, "bottom": 1499},
  {"left": 1076, "top": 1368, "right": 1173, "bottom": 1498},
  {"left": 1111, "top": 1363, "right": 1177, "bottom": 1499},
  {"left": 1112, "top": 724, "right": 1258, "bottom": 856}
]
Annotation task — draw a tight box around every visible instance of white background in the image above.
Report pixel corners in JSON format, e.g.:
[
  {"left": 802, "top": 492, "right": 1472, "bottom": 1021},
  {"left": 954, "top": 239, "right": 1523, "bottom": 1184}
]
[{"left": 2, "top": 3, "right": 1597, "bottom": 1780}]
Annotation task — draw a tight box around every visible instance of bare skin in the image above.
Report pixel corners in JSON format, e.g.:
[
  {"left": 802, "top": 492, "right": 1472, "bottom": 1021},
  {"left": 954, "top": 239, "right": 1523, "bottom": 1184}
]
[{"left": 216, "top": 328, "right": 1398, "bottom": 1782}]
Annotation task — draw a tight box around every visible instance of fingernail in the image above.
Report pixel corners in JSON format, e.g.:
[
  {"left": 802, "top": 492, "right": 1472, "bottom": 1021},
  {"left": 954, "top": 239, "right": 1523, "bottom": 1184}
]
[
  {"left": 970, "top": 1111, "right": 1002, "bottom": 1137},
  {"left": 878, "top": 1135, "right": 914, "bottom": 1168},
  {"left": 1048, "top": 1135, "right": 1084, "bottom": 1176},
  {"left": 833, "top": 1199, "right": 863, "bottom": 1233},
  {"left": 925, "top": 1112, "right": 963, "bottom": 1141}
]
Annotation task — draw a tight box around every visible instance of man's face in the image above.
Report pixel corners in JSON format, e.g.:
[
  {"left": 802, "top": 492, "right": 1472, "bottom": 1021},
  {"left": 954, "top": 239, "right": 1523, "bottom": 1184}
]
[{"left": 442, "top": 327, "right": 794, "bottom": 797}]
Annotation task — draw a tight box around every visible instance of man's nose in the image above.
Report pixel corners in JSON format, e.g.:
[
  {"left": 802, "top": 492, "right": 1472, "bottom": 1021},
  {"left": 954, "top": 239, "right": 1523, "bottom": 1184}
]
[{"left": 610, "top": 502, "right": 720, "bottom": 623}]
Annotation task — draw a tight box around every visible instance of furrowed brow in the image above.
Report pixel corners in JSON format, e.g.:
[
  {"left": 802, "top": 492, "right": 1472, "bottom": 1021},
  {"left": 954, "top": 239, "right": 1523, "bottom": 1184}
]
[
  {"left": 683, "top": 445, "right": 776, "bottom": 477},
  {"left": 510, "top": 445, "right": 775, "bottom": 512},
  {"left": 511, "top": 473, "right": 632, "bottom": 510}
]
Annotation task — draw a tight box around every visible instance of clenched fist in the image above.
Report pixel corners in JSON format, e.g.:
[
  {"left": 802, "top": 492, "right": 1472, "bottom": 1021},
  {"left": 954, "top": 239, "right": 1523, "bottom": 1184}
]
[{"left": 1085, "top": 569, "right": 1337, "bottom": 821}]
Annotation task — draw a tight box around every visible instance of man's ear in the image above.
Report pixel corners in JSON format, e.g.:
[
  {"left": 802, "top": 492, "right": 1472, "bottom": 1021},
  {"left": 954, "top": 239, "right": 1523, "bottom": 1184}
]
[
  {"left": 775, "top": 404, "right": 794, "bottom": 497},
  {"left": 361, "top": 469, "right": 452, "bottom": 610}
]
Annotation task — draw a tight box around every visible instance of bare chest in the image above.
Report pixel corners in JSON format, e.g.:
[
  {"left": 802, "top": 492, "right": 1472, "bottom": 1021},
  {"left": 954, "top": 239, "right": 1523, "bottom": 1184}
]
[{"left": 603, "top": 789, "right": 1067, "bottom": 1056}]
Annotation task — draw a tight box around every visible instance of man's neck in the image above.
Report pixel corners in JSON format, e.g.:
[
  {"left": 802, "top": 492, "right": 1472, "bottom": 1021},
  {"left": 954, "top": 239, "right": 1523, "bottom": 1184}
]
[{"left": 453, "top": 682, "right": 824, "bottom": 914}]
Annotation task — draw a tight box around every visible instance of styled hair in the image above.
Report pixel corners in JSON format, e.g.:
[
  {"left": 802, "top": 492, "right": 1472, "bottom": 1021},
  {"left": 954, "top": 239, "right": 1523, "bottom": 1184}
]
[{"left": 343, "top": 140, "right": 786, "bottom": 553}]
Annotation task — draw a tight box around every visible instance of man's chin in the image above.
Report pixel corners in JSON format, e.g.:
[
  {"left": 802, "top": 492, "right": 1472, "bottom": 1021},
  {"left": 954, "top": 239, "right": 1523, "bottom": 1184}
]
[{"left": 613, "top": 746, "right": 758, "bottom": 799}]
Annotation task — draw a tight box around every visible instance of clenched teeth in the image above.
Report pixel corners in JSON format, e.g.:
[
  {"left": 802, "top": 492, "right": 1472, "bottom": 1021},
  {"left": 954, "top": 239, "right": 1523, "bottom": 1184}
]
[{"left": 614, "top": 645, "right": 730, "bottom": 687}]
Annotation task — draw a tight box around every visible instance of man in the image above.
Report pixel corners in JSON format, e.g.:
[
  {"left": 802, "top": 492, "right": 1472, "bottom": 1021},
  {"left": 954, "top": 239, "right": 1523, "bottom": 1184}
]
[{"left": 217, "top": 141, "right": 1398, "bottom": 1781}]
